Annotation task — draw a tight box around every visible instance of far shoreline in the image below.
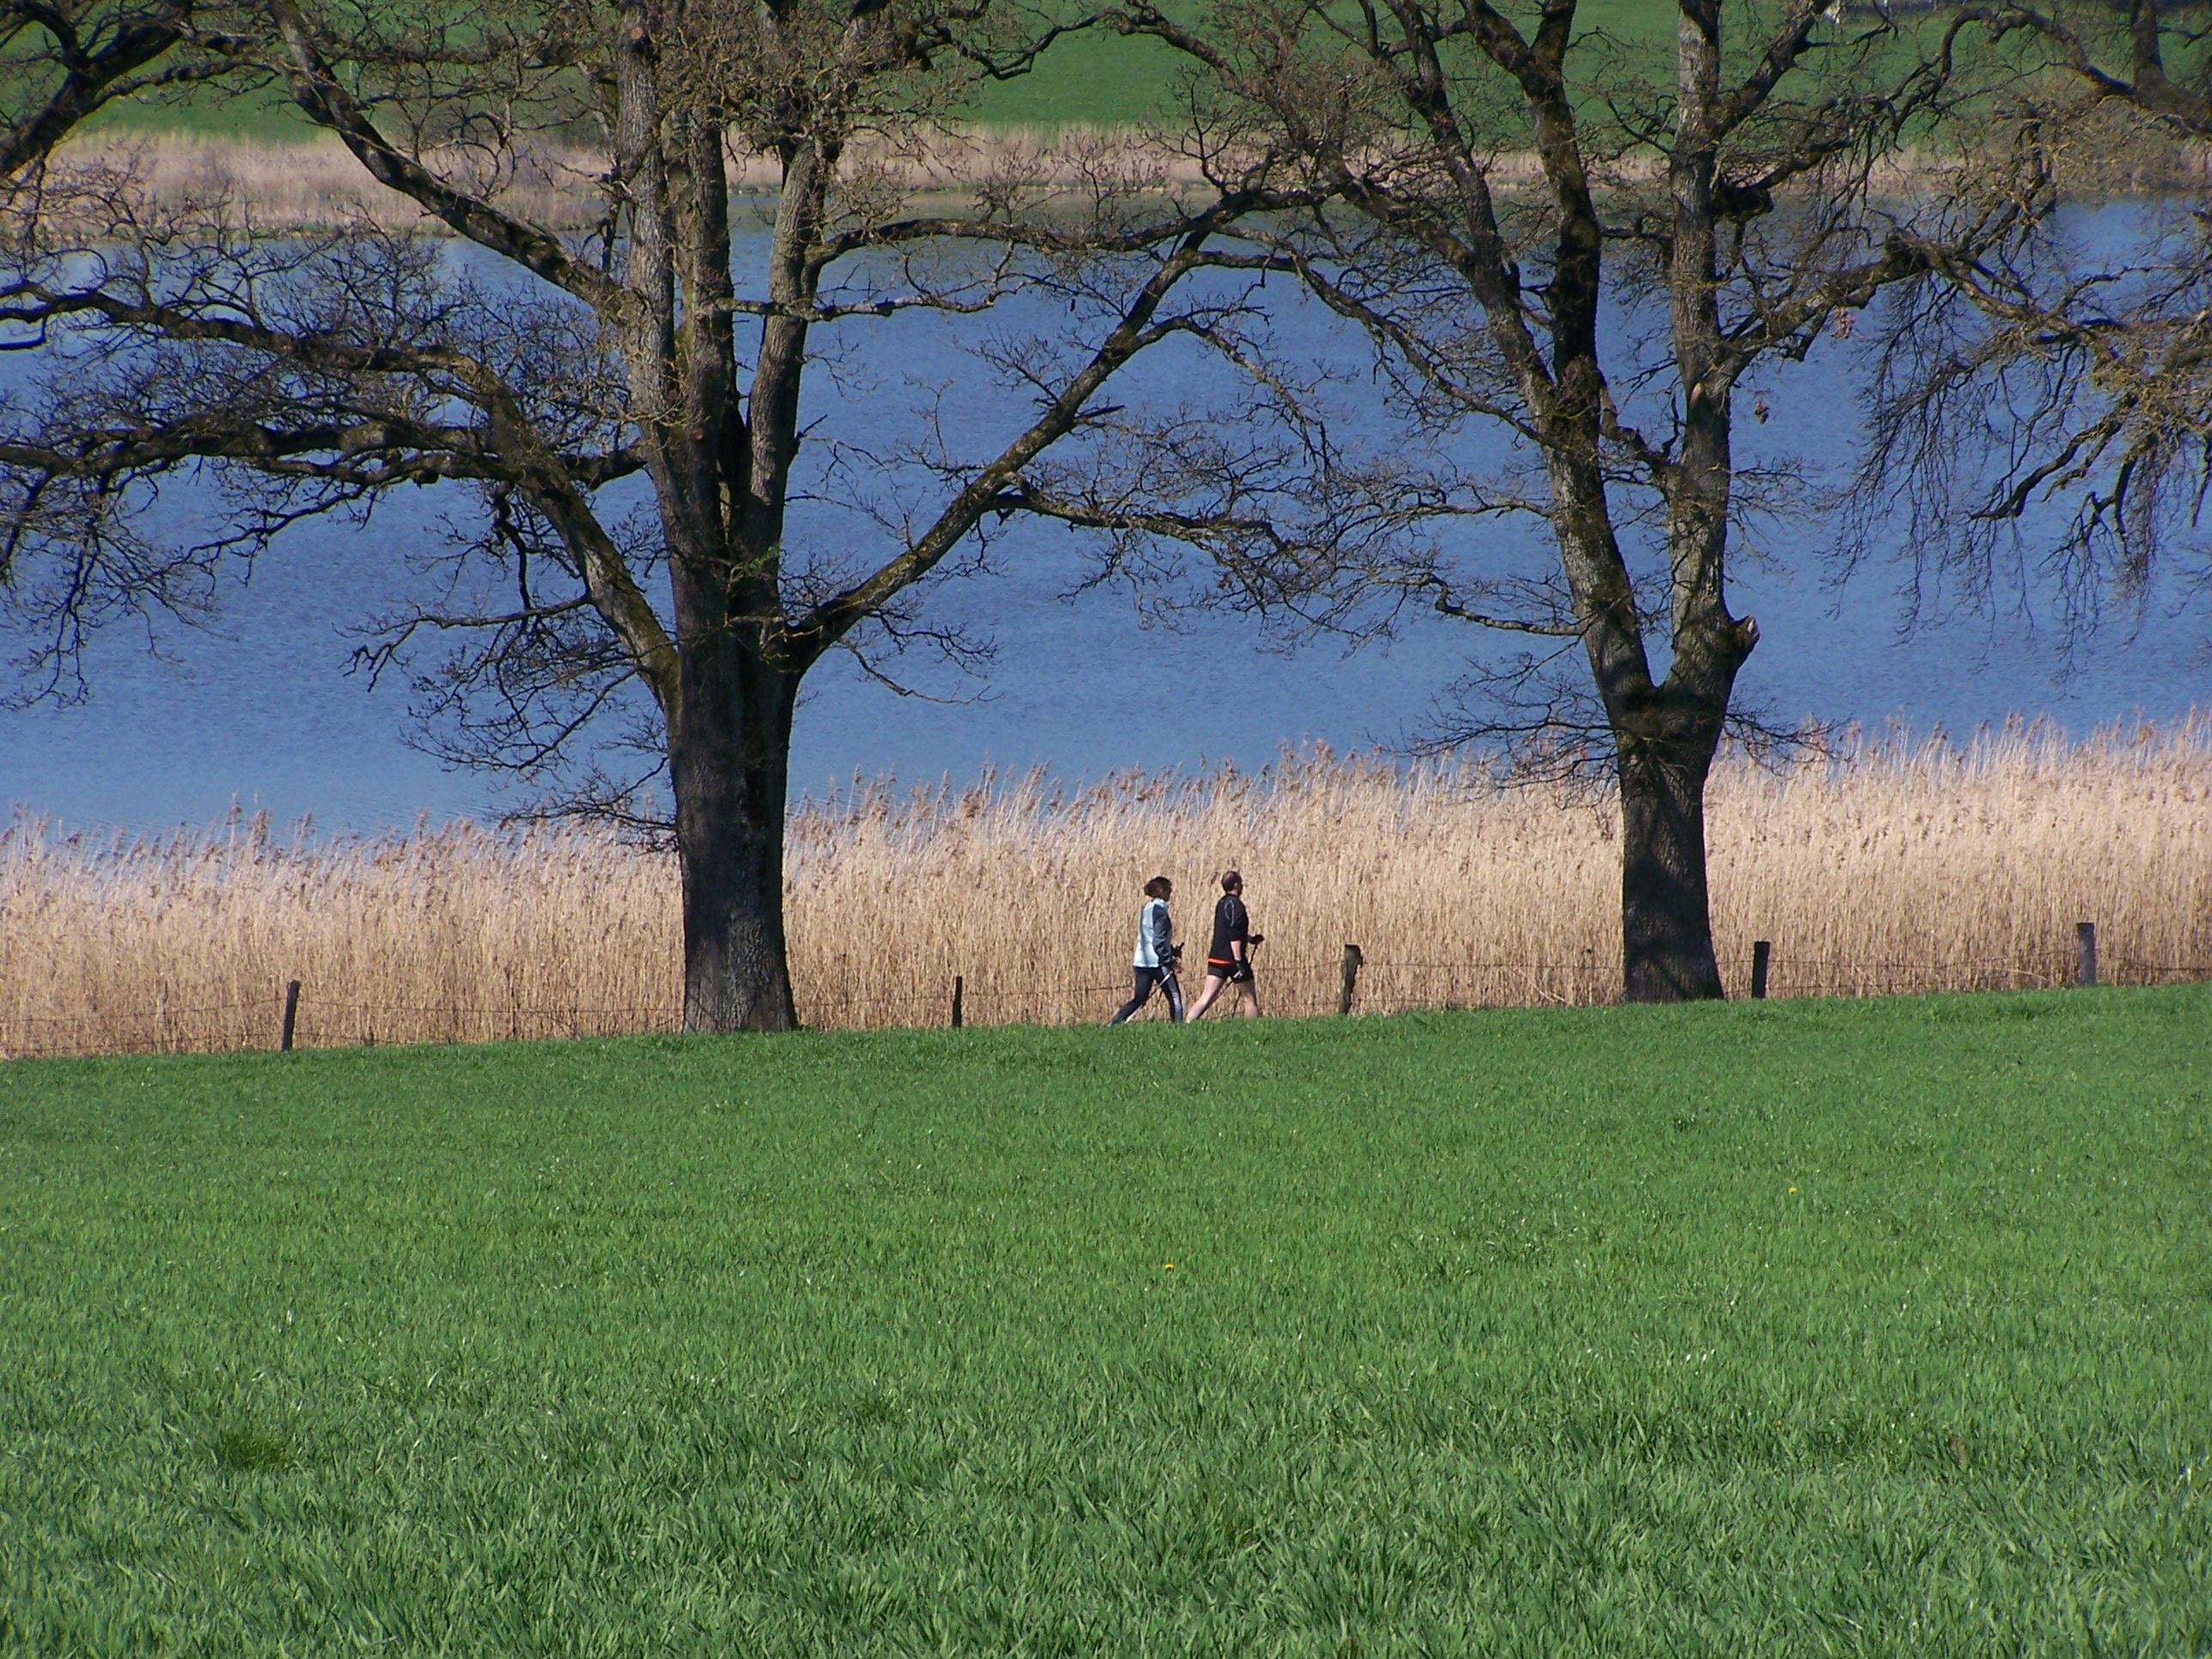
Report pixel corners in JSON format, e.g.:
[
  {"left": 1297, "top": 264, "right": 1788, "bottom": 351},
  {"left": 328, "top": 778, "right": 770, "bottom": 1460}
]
[{"left": 46, "top": 128, "right": 2212, "bottom": 232}]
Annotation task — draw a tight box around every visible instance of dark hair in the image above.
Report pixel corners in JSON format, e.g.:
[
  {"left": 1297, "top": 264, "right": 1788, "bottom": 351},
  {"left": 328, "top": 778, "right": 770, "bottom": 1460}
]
[
  {"left": 1144, "top": 875, "right": 1172, "bottom": 899},
  {"left": 1219, "top": 869, "right": 1243, "bottom": 892}
]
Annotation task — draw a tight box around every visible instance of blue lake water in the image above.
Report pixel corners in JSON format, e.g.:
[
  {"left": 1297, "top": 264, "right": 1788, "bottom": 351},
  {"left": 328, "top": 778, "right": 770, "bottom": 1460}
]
[{"left": 4, "top": 226, "right": 2207, "bottom": 836}]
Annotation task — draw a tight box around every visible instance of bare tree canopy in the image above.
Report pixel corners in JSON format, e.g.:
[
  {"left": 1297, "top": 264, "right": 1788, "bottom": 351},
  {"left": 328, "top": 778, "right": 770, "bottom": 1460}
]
[
  {"left": 1047, "top": 0, "right": 2019, "bottom": 1000},
  {"left": 0, "top": 0, "right": 1304, "bottom": 1029},
  {"left": 1855, "top": 1, "right": 2212, "bottom": 641}
]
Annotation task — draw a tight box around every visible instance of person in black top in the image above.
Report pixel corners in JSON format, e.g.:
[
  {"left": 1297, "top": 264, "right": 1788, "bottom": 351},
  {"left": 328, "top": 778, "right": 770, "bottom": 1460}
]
[{"left": 1188, "top": 869, "right": 1262, "bottom": 1019}]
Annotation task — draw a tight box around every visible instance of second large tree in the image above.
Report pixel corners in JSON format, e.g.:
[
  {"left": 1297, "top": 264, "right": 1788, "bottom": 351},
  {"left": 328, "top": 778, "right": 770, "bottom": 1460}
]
[{"left": 1109, "top": 0, "right": 2008, "bottom": 998}]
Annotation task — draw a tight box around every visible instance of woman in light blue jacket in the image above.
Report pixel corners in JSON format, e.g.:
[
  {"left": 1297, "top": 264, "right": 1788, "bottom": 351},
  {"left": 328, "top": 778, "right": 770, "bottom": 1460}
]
[{"left": 1109, "top": 875, "right": 1183, "bottom": 1024}]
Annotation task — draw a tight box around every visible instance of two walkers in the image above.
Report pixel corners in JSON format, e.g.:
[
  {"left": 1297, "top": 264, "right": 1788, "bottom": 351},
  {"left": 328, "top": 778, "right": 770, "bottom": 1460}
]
[{"left": 1108, "top": 871, "right": 1262, "bottom": 1025}]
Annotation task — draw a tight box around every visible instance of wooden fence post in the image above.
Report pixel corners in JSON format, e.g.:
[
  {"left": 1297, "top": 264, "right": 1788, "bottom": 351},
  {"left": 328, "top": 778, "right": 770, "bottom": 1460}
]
[
  {"left": 281, "top": 980, "right": 301, "bottom": 1052},
  {"left": 951, "top": 974, "right": 964, "bottom": 1029},
  {"left": 1339, "top": 945, "right": 1364, "bottom": 1016},
  {"left": 1750, "top": 941, "right": 1771, "bottom": 1001},
  {"left": 2075, "top": 921, "right": 2097, "bottom": 988}
]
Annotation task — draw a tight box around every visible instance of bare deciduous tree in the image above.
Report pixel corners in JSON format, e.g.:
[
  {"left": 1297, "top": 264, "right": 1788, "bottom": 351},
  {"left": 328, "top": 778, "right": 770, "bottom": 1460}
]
[
  {"left": 0, "top": 0, "right": 1297, "bottom": 1029},
  {"left": 1070, "top": 0, "right": 2010, "bottom": 1000}
]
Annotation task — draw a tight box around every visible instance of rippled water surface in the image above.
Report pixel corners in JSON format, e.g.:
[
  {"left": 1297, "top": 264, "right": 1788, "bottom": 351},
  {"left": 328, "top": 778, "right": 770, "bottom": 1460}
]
[{"left": 5, "top": 221, "right": 2206, "bottom": 834}]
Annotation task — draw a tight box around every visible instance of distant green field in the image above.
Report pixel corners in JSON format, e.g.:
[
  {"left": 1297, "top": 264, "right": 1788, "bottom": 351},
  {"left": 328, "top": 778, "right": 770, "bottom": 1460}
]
[
  {"left": 969, "top": 1, "right": 1671, "bottom": 127},
  {"left": 84, "top": 2, "right": 1670, "bottom": 137},
  {"left": 82, "top": 5, "right": 2063, "bottom": 143},
  {"left": 4, "top": 992, "right": 2208, "bottom": 1655}
]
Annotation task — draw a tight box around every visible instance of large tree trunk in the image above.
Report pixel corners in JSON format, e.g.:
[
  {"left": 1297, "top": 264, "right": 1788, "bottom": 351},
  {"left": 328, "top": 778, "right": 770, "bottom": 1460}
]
[
  {"left": 1616, "top": 707, "right": 1727, "bottom": 1003},
  {"left": 1614, "top": 2, "right": 1747, "bottom": 1007},
  {"left": 672, "top": 623, "right": 799, "bottom": 1033}
]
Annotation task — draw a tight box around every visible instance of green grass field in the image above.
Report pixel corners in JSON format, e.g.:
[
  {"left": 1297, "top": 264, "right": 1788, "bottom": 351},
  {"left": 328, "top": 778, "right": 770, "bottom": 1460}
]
[
  {"left": 3, "top": 991, "right": 2208, "bottom": 1656},
  {"left": 80, "top": 2, "right": 1669, "bottom": 137},
  {"left": 74, "top": 3, "right": 2058, "bottom": 153}
]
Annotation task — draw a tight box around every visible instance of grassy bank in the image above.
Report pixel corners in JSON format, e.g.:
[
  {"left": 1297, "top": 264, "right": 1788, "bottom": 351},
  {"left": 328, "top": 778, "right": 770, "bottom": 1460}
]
[
  {"left": 6, "top": 723, "right": 2210, "bottom": 1056},
  {"left": 3, "top": 991, "right": 2208, "bottom": 1654}
]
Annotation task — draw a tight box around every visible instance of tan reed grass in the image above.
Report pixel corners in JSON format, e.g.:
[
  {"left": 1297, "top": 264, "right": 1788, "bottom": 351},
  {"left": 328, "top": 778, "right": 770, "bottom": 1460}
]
[
  {"left": 44, "top": 128, "right": 1213, "bottom": 231},
  {"left": 4, "top": 719, "right": 2208, "bottom": 1058},
  {"left": 46, "top": 126, "right": 2209, "bottom": 239},
  {"left": 48, "top": 132, "right": 597, "bottom": 229}
]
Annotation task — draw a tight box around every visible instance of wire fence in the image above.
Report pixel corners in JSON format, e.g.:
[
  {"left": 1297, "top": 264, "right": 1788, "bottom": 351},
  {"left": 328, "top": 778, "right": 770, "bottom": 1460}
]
[{"left": 4, "top": 933, "right": 2205, "bottom": 1060}]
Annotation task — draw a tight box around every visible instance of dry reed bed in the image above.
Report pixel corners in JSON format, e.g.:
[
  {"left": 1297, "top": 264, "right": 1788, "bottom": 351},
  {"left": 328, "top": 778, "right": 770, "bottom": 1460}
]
[
  {"left": 4, "top": 721, "right": 2209, "bottom": 1058},
  {"left": 47, "top": 128, "right": 2212, "bottom": 236},
  {"left": 44, "top": 130, "right": 1218, "bottom": 230}
]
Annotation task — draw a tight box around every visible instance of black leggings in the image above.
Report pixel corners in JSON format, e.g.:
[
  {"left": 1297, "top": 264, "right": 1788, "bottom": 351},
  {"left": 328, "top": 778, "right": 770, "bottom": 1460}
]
[{"left": 1110, "top": 966, "right": 1183, "bottom": 1024}]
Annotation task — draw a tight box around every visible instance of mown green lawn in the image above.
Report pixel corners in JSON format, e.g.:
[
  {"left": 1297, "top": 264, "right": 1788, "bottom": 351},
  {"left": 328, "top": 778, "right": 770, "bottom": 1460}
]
[{"left": 3, "top": 991, "right": 2208, "bottom": 1656}]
